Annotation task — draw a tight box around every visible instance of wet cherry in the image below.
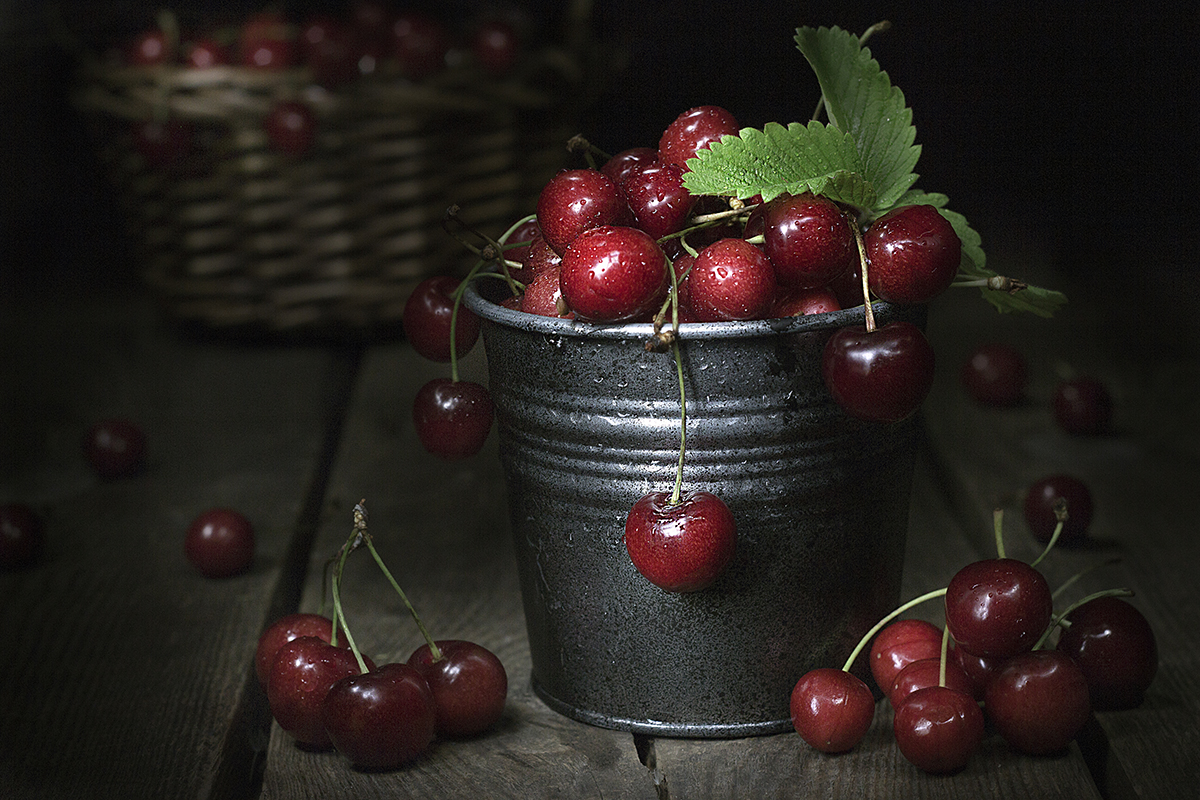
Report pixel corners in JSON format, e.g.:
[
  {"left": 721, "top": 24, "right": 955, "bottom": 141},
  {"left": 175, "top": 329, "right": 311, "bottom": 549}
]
[
  {"left": 255, "top": 613, "right": 343, "bottom": 686},
  {"left": 822, "top": 321, "right": 936, "bottom": 423},
  {"left": 266, "top": 636, "right": 374, "bottom": 749},
  {"left": 944, "top": 558, "right": 1053, "bottom": 659},
  {"left": 408, "top": 640, "right": 508, "bottom": 738},
  {"left": 868, "top": 618, "right": 944, "bottom": 695},
  {"left": 624, "top": 490, "right": 737, "bottom": 593},
  {"left": 402, "top": 276, "right": 481, "bottom": 363},
  {"left": 321, "top": 662, "right": 437, "bottom": 769},
  {"left": 412, "top": 378, "right": 494, "bottom": 459}
]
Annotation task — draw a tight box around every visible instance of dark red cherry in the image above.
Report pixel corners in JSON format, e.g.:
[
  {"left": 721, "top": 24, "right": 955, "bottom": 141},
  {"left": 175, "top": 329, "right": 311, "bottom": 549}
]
[
  {"left": 402, "top": 276, "right": 481, "bottom": 362},
  {"left": 321, "top": 663, "right": 437, "bottom": 769},
  {"left": 944, "top": 558, "right": 1053, "bottom": 659},
  {"left": 84, "top": 418, "right": 147, "bottom": 479},
  {"left": 558, "top": 225, "right": 667, "bottom": 323},
  {"left": 1022, "top": 474, "right": 1094, "bottom": 544},
  {"left": 619, "top": 158, "right": 697, "bottom": 240},
  {"left": 264, "top": 101, "right": 317, "bottom": 156},
  {"left": 658, "top": 105, "right": 739, "bottom": 170},
  {"left": 127, "top": 30, "right": 172, "bottom": 66},
  {"left": 536, "top": 168, "right": 632, "bottom": 255},
  {"left": 0, "top": 503, "right": 45, "bottom": 570},
  {"left": 984, "top": 649, "right": 1091, "bottom": 755},
  {"left": 600, "top": 147, "right": 660, "bottom": 189},
  {"left": 519, "top": 265, "right": 573, "bottom": 318},
  {"left": 1056, "top": 596, "right": 1158, "bottom": 710},
  {"left": 472, "top": 18, "right": 520, "bottom": 75},
  {"left": 184, "top": 508, "right": 254, "bottom": 578},
  {"left": 951, "top": 641, "right": 1007, "bottom": 700},
  {"left": 893, "top": 686, "right": 984, "bottom": 774},
  {"left": 790, "top": 667, "right": 875, "bottom": 753},
  {"left": 687, "top": 237, "right": 777, "bottom": 321},
  {"left": 392, "top": 12, "right": 450, "bottom": 79},
  {"left": 408, "top": 640, "right": 508, "bottom": 738},
  {"left": 865, "top": 205, "right": 962, "bottom": 304},
  {"left": 821, "top": 321, "right": 936, "bottom": 423},
  {"left": 412, "top": 378, "right": 494, "bottom": 459},
  {"left": 762, "top": 193, "right": 857, "bottom": 289},
  {"left": 255, "top": 613, "right": 343, "bottom": 685},
  {"left": 185, "top": 37, "right": 229, "bottom": 68},
  {"left": 1053, "top": 376, "right": 1114, "bottom": 435},
  {"left": 869, "top": 618, "right": 944, "bottom": 695},
  {"left": 623, "top": 490, "right": 737, "bottom": 593},
  {"left": 888, "top": 657, "right": 976, "bottom": 706},
  {"left": 267, "top": 637, "right": 374, "bottom": 749},
  {"left": 771, "top": 286, "right": 841, "bottom": 318},
  {"left": 960, "top": 342, "right": 1028, "bottom": 406}
]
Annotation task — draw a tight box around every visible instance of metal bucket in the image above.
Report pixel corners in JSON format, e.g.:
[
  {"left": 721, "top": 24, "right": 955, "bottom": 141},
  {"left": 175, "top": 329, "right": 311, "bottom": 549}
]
[{"left": 463, "top": 283, "right": 924, "bottom": 738}]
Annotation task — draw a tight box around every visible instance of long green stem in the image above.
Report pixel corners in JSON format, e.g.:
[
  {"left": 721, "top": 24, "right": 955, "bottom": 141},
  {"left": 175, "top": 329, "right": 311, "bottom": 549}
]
[
  {"left": 993, "top": 508, "right": 1007, "bottom": 560},
  {"left": 362, "top": 536, "right": 443, "bottom": 662},
  {"left": 938, "top": 624, "right": 950, "bottom": 688},
  {"left": 1051, "top": 557, "right": 1123, "bottom": 601},
  {"left": 1030, "top": 498, "right": 1068, "bottom": 568},
  {"left": 670, "top": 339, "right": 687, "bottom": 505},
  {"left": 841, "top": 587, "right": 948, "bottom": 672},
  {"left": 330, "top": 523, "right": 369, "bottom": 674}
]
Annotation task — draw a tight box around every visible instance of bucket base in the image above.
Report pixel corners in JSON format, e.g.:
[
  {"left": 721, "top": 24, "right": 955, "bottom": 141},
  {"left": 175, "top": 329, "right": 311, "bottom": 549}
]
[{"left": 531, "top": 677, "right": 795, "bottom": 739}]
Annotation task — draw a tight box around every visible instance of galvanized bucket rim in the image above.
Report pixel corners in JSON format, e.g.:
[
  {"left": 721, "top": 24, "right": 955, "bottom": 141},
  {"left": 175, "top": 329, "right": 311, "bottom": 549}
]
[{"left": 462, "top": 281, "right": 903, "bottom": 341}]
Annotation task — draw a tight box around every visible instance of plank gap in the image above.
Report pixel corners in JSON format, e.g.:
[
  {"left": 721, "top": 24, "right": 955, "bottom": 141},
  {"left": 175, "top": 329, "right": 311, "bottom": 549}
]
[{"left": 632, "top": 734, "right": 671, "bottom": 800}]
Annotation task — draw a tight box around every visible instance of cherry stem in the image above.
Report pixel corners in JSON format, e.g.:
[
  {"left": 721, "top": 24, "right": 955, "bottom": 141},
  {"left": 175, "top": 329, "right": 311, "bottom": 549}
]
[
  {"left": 331, "top": 509, "right": 370, "bottom": 674},
  {"left": 840, "top": 586, "right": 948, "bottom": 672},
  {"left": 993, "top": 508, "right": 1007, "bottom": 560},
  {"left": 951, "top": 275, "right": 1028, "bottom": 294},
  {"left": 669, "top": 339, "right": 687, "bottom": 506},
  {"left": 1051, "top": 556, "right": 1123, "bottom": 601},
  {"left": 1032, "top": 587, "right": 1135, "bottom": 650},
  {"left": 351, "top": 501, "right": 443, "bottom": 662},
  {"left": 850, "top": 214, "right": 876, "bottom": 332},
  {"left": 566, "top": 134, "right": 612, "bottom": 167},
  {"left": 810, "top": 20, "right": 892, "bottom": 122},
  {"left": 1029, "top": 497, "right": 1067, "bottom": 568},
  {"left": 938, "top": 624, "right": 950, "bottom": 688}
]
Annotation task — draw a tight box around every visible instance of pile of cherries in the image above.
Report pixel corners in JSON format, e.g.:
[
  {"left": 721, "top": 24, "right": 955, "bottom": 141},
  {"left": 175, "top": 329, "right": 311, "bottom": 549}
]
[
  {"left": 120, "top": 2, "right": 524, "bottom": 166},
  {"left": 790, "top": 509, "right": 1158, "bottom": 774},
  {"left": 257, "top": 502, "right": 507, "bottom": 770}
]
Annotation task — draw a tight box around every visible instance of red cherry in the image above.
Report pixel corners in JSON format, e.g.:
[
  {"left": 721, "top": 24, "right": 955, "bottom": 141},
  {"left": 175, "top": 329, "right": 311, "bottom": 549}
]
[
  {"left": 687, "top": 238, "right": 778, "bottom": 321},
  {"left": 408, "top": 640, "right": 508, "bottom": 738},
  {"left": 944, "top": 558, "right": 1053, "bottom": 659},
  {"left": 868, "top": 618, "right": 943, "bottom": 695},
  {"left": 761, "top": 193, "right": 857, "bottom": 289},
  {"left": 658, "top": 105, "right": 740, "bottom": 170},
  {"left": 984, "top": 649, "right": 1091, "bottom": 755},
  {"left": 519, "top": 266, "right": 573, "bottom": 318},
  {"left": 1053, "top": 376, "right": 1114, "bottom": 435},
  {"left": 131, "top": 119, "right": 195, "bottom": 171},
  {"left": 619, "top": 158, "right": 697, "bottom": 240},
  {"left": 771, "top": 286, "right": 841, "bottom": 318},
  {"left": 255, "top": 613, "right": 342, "bottom": 685},
  {"left": 184, "top": 508, "right": 254, "bottom": 578},
  {"left": 865, "top": 205, "right": 962, "bottom": 304},
  {"left": 502, "top": 218, "right": 541, "bottom": 268},
  {"left": 558, "top": 225, "right": 668, "bottom": 323},
  {"left": 264, "top": 101, "right": 316, "bottom": 156},
  {"left": 472, "top": 18, "right": 520, "bottom": 75},
  {"left": 888, "top": 657, "right": 976, "bottom": 706},
  {"left": 0, "top": 503, "right": 45, "bottom": 570},
  {"left": 893, "top": 686, "right": 985, "bottom": 774},
  {"left": 1022, "top": 474, "right": 1095, "bottom": 544},
  {"left": 623, "top": 490, "right": 737, "bottom": 593},
  {"left": 267, "top": 637, "right": 373, "bottom": 749},
  {"left": 821, "top": 321, "right": 936, "bottom": 423},
  {"left": 1056, "top": 596, "right": 1158, "bottom": 710},
  {"left": 536, "top": 168, "right": 632, "bottom": 255},
  {"left": 950, "top": 641, "right": 1007, "bottom": 700},
  {"left": 402, "top": 276, "right": 481, "bottom": 362},
  {"left": 412, "top": 378, "right": 494, "bottom": 459},
  {"left": 185, "top": 38, "right": 229, "bottom": 69},
  {"left": 239, "top": 11, "right": 295, "bottom": 70},
  {"left": 392, "top": 12, "right": 450, "bottom": 79},
  {"left": 321, "top": 663, "right": 437, "bottom": 769},
  {"left": 789, "top": 667, "right": 875, "bottom": 753},
  {"left": 960, "top": 343, "right": 1028, "bottom": 406},
  {"left": 600, "top": 147, "right": 660, "bottom": 189},
  {"left": 127, "top": 30, "right": 172, "bottom": 66},
  {"left": 519, "top": 233, "right": 563, "bottom": 278},
  {"left": 83, "top": 418, "right": 147, "bottom": 479}
]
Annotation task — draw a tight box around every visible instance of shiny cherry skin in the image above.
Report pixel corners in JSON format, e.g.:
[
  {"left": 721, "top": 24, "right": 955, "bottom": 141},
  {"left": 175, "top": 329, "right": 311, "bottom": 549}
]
[
  {"left": 0, "top": 503, "right": 45, "bottom": 570},
  {"left": 893, "top": 686, "right": 985, "bottom": 774},
  {"left": 1053, "top": 376, "right": 1114, "bottom": 435},
  {"left": 519, "top": 265, "right": 573, "bottom": 318},
  {"left": 412, "top": 378, "right": 494, "bottom": 459},
  {"left": 185, "top": 508, "right": 254, "bottom": 578},
  {"left": 658, "top": 105, "right": 740, "bottom": 170},
  {"left": 951, "top": 641, "right": 1007, "bottom": 700},
  {"left": 502, "top": 218, "right": 541, "bottom": 268},
  {"left": 869, "top": 618, "right": 944, "bottom": 695},
  {"left": 984, "top": 649, "right": 1091, "bottom": 755},
  {"left": 1022, "top": 473, "right": 1094, "bottom": 544},
  {"left": 960, "top": 342, "right": 1028, "bottom": 406},
  {"left": 321, "top": 663, "right": 437, "bottom": 769},
  {"left": 264, "top": 101, "right": 316, "bottom": 156},
  {"left": 536, "top": 168, "right": 632, "bottom": 255},
  {"left": 944, "top": 558, "right": 1053, "bottom": 659},
  {"left": 402, "top": 276, "right": 481, "bottom": 362},
  {"left": 472, "top": 18, "right": 520, "bottom": 75},
  {"left": 519, "top": 233, "right": 562, "bottom": 278},
  {"left": 84, "top": 418, "right": 147, "bottom": 479},
  {"left": 267, "top": 636, "right": 374, "bottom": 749},
  {"left": 1056, "top": 596, "right": 1158, "bottom": 710},
  {"left": 619, "top": 158, "right": 697, "bottom": 240},
  {"left": 790, "top": 667, "right": 875, "bottom": 753},
  {"left": 762, "top": 193, "right": 857, "bottom": 289},
  {"left": 408, "top": 640, "right": 508, "bottom": 738},
  {"left": 601, "top": 147, "right": 660, "bottom": 189},
  {"left": 687, "top": 238, "right": 777, "bottom": 321},
  {"left": 127, "top": 30, "right": 172, "bottom": 65},
  {"left": 255, "top": 613, "right": 344, "bottom": 685},
  {"left": 888, "top": 657, "right": 976, "bottom": 706},
  {"left": 185, "top": 37, "right": 229, "bottom": 68},
  {"left": 559, "top": 225, "right": 667, "bottom": 323},
  {"left": 821, "top": 321, "right": 936, "bottom": 423},
  {"left": 624, "top": 490, "right": 737, "bottom": 593},
  {"left": 865, "top": 205, "right": 962, "bottom": 304},
  {"left": 771, "top": 287, "right": 840, "bottom": 318}
]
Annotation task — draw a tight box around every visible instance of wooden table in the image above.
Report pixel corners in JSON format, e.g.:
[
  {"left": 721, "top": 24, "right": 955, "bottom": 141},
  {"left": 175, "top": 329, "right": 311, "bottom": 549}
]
[{"left": 3, "top": 234, "right": 1197, "bottom": 799}]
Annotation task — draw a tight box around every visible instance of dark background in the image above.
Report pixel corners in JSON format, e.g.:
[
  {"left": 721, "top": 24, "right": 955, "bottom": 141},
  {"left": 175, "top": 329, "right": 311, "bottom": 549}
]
[{"left": 1, "top": 0, "right": 1196, "bottom": 302}]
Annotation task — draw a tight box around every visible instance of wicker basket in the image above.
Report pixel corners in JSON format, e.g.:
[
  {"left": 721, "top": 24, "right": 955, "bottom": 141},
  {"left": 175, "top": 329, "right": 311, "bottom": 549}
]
[{"left": 72, "top": 14, "right": 592, "bottom": 336}]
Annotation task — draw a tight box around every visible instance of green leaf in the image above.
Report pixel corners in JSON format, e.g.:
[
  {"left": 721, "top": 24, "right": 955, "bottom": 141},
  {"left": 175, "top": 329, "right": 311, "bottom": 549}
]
[
  {"left": 683, "top": 121, "right": 877, "bottom": 208},
  {"left": 794, "top": 26, "right": 921, "bottom": 210}
]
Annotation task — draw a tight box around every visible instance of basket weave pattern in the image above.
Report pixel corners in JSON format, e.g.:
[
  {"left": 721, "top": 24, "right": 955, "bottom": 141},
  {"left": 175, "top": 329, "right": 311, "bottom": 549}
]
[{"left": 76, "top": 56, "right": 580, "bottom": 333}]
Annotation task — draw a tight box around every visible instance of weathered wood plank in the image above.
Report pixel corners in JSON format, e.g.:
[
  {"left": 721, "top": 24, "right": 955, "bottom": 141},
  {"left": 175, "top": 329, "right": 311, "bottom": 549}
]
[
  {"left": 920, "top": 248, "right": 1200, "bottom": 800},
  {"left": 0, "top": 294, "right": 353, "bottom": 799},
  {"left": 258, "top": 342, "right": 652, "bottom": 799}
]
